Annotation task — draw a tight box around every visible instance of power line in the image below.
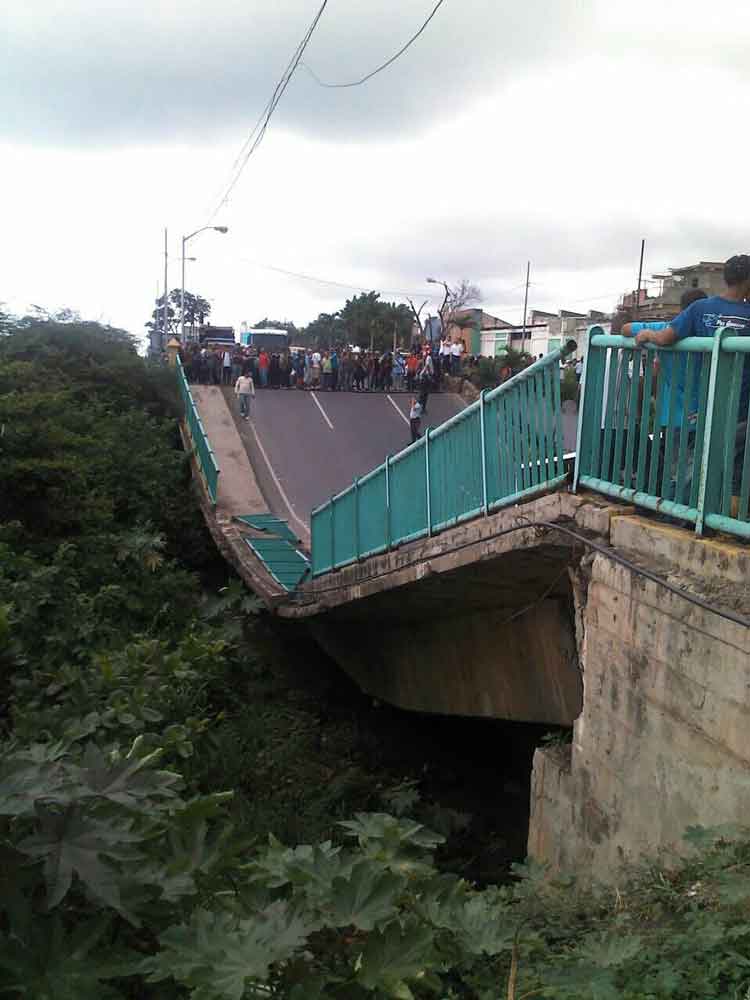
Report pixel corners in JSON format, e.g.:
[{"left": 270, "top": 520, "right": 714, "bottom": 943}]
[
  {"left": 301, "top": 0, "right": 448, "bottom": 89},
  {"left": 216, "top": 254, "right": 532, "bottom": 304},
  {"left": 232, "top": 257, "right": 428, "bottom": 299},
  {"left": 208, "top": 0, "right": 329, "bottom": 222},
  {"left": 291, "top": 517, "right": 750, "bottom": 632}
]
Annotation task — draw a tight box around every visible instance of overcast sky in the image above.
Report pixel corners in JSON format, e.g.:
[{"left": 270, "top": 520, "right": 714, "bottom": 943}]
[{"left": 2, "top": 0, "right": 749, "bottom": 344}]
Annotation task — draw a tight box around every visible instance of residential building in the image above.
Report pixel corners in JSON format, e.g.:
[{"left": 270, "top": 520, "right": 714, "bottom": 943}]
[
  {"left": 619, "top": 261, "right": 726, "bottom": 320},
  {"left": 446, "top": 308, "right": 513, "bottom": 355},
  {"left": 479, "top": 310, "right": 610, "bottom": 360}
]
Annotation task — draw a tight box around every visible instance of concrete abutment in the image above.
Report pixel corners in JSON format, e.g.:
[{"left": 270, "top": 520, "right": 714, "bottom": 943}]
[{"left": 528, "top": 514, "right": 750, "bottom": 879}]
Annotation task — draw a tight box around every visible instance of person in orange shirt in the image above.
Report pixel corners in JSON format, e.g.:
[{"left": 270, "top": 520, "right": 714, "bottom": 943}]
[{"left": 406, "top": 351, "right": 419, "bottom": 392}]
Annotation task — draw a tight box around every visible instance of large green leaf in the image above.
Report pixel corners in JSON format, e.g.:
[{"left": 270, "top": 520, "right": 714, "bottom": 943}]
[
  {"left": 0, "top": 753, "right": 66, "bottom": 817},
  {"left": 339, "top": 813, "right": 445, "bottom": 877},
  {"left": 248, "top": 836, "right": 350, "bottom": 899},
  {"left": 339, "top": 813, "right": 445, "bottom": 851},
  {"left": 17, "top": 803, "right": 143, "bottom": 916},
  {"left": 147, "top": 902, "right": 315, "bottom": 999},
  {"left": 76, "top": 741, "right": 182, "bottom": 811},
  {"left": 0, "top": 913, "right": 138, "bottom": 1000},
  {"left": 328, "top": 860, "right": 403, "bottom": 931},
  {"left": 356, "top": 918, "right": 436, "bottom": 994},
  {"left": 451, "top": 894, "right": 515, "bottom": 956},
  {"left": 576, "top": 932, "right": 643, "bottom": 969}
]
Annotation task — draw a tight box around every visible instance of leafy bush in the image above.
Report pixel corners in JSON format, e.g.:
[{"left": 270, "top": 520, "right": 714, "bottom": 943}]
[{"left": 4, "top": 737, "right": 750, "bottom": 1000}]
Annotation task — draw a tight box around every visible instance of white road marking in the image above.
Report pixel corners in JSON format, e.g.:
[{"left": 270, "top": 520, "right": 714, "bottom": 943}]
[
  {"left": 311, "top": 392, "right": 334, "bottom": 430},
  {"left": 246, "top": 421, "right": 310, "bottom": 543},
  {"left": 387, "top": 394, "right": 410, "bottom": 426}
]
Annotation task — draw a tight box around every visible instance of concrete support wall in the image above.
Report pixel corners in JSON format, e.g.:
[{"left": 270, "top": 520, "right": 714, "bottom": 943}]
[{"left": 529, "top": 515, "right": 750, "bottom": 878}]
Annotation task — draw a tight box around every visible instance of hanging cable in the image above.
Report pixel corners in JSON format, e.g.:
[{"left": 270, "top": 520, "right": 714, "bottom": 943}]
[
  {"left": 301, "top": 0, "right": 448, "bottom": 88},
  {"left": 289, "top": 517, "right": 750, "bottom": 631},
  {"left": 208, "top": 0, "right": 329, "bottom": 222}
]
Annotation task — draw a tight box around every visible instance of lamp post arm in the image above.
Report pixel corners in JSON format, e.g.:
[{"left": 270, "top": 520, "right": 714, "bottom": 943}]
[
  {"left": 180, "top": 226, "right": 227, "bottom": 345},
  {"left": 184, "top": 225, "right": 213, "bottom": 243}
]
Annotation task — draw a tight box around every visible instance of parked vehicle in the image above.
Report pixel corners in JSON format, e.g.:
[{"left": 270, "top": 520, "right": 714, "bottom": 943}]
[{"left": 240, "top": 329, "right": 289, "bottom": 352}]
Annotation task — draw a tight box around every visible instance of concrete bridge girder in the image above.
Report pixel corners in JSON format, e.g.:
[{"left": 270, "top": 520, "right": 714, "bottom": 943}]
[{"left": 294, "top": 492, "right": 599, "bottom": 726}]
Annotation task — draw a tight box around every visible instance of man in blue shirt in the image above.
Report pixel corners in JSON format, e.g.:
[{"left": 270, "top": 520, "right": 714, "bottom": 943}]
[
  {"left": 635, "top": 254, "right": 750, "bottom": 497},
  {"left": 634, "top": 255, "right": 750, "bottom": 348},
  {"left": 623, "top": 288, "right": 707, "bottom": 428}
]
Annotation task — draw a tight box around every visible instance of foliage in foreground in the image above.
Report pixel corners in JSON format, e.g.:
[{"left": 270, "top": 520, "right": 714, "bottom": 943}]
[{"left": 3, "top": 734, "right": 750, "bottom": 1000}]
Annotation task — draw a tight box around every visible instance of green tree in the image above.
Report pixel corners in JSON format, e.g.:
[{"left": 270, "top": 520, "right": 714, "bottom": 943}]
[
  {"left": 339, "top": 291, "right": 383, "bottom": 350},
  {"left": 145, "top": 289, "right": 211, "bottom": 343},
  {"left": 302, "top": 311, "right": 346, "bottom": 349}
]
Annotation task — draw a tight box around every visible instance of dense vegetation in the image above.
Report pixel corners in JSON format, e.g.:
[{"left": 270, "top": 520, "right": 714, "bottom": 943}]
[{"left": 2, "top": 318, "right": 750, "bottom": 999}]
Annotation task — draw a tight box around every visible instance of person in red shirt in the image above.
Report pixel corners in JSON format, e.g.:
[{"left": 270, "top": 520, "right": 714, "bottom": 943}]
[
  {"left": 406, "top": 351, "right": 419, "bottom": 392},
  {"left": 258, "top": 349, "right": 269, "bottom": 388}
]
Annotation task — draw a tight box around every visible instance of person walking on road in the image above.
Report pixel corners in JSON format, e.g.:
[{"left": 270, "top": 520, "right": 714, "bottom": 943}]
[
  {"left": 417, "top": 350, "right": 434, "bottom": 415},
  {"left": 234, "top": 371, "right": 256, "bottom": 420},
  {"left": 409, "top": 397, "right": 423, "bottom": 444}
]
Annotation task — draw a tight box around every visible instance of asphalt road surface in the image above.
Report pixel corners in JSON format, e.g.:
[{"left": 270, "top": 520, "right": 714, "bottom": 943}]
[
  {"left": 229, "top": 388, "right": 465, "bottom": 531},
  {"left": 227, "top": 388, "right": 579, "bottom": 535}
]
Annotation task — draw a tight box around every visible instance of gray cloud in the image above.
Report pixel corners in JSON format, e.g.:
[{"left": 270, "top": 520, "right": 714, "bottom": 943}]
[
  {"left": 2, "top": 0, "right": 593, "bottom": 145},
  {"left": 346, "top": 214, "right": 750, "bottom": 303}
]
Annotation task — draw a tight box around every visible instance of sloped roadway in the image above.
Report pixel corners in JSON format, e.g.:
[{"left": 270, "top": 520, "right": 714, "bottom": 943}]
[{"left": 224, "top": 386, "right": 466, "bottom": 538}]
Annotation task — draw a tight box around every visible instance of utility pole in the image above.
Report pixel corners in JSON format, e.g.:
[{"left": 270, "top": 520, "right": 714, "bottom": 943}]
[
  {"left": 163, "top": 228, "right": 169, "bottom": 353},
  {"left": 180, "top": 237, "right": 186, "bottom": 346},
  {"left": 634, "top": 238, "right": 645, "bottom": 320},
  {"left": 393, "top": 319, "right": 398, "bottom": 355},
  {"left": 521, "top": 261, "right": 531, "bottom": 354}
]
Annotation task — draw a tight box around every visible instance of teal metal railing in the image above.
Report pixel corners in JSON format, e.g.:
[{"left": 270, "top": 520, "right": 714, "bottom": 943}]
[
  {"left": 311, "top": 344, "right": 575, "bottom": 576},
  {"left": 575, "top": 326, "right": 750, "bottom": 538},
  {"left": 176, "top": 357, "right": 221, "bottom": 505}
]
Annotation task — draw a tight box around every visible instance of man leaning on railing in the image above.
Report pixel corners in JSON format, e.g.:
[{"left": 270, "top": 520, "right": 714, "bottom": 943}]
[
  {"left": 630, "top": 254, "right": 750, "bottom": 495},
  {"left": 621, "top": 288, "right": 707, "bottom": 487}
]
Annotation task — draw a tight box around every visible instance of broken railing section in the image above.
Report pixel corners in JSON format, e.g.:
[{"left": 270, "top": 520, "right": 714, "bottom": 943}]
[{"left": 311, "top": 342, "right": 577, "bottom": 577}]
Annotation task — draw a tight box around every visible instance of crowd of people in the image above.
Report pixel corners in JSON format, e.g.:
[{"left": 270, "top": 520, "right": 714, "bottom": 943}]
[{"left": 181, "top": 340, "right": 464, "bottom": 394}]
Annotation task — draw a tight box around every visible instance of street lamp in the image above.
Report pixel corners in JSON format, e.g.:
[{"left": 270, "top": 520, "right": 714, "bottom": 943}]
[
  {"left": 181, "top": 226, "right": 228, "bottom": 344},
  {"left": 426, "top": 277, "right": 450, "bottom": 345}
]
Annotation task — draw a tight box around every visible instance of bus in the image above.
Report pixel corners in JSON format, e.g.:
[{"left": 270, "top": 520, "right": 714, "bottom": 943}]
[{"left": 240, "top": 328, "right": 289, "bottom": 352}]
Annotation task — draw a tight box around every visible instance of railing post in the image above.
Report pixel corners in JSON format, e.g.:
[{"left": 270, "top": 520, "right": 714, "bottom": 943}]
[
  {"left": 353, "top": 478, "right": 360, "bottom": 559},
  {"left": 425, "top": 429, "right": 432, "bottom": 536},
  {"left": 573, "top": 329, "right": 600, "bottom": 490},
  {"left": 479, "top": 389, "right": 488, "bottom": 515},
  {"left": 695, "top": 328, "right": 729, "bottom": 536},
  {"left": 330, "top": 498, "right": 335, "bottom": 571},
  {"left": 385, "top": 456, "right": 392, "bottom": 550}
]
